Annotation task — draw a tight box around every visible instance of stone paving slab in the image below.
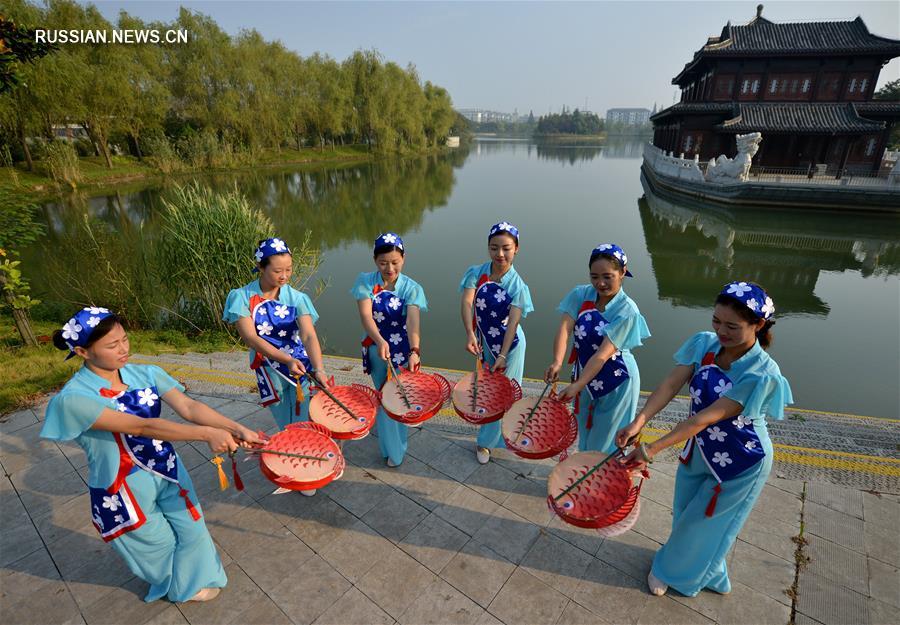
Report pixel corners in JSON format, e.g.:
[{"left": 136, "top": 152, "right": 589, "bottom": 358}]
[{"left": 2, "top": 386, "right": 899, "bottom": 625}]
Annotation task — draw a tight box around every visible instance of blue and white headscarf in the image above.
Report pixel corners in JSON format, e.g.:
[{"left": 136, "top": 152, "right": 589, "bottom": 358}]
[
  {"left": 253, "top": 237, "right": 291, "bottom": 270},
  {"left": 591, "top": 243, "right": 633, "bottom": 277},
  {"left": 488, "top": 221, "right": 519, "bottom": 242},
  {"left": 720, "top": 281, "right": 775, "bottom": 320},
  {"left": 374, "top": 232, "right": 404, "bottom": 253},
  {"left": 60, "top": 306, "right": 114, "bottom": 359}
]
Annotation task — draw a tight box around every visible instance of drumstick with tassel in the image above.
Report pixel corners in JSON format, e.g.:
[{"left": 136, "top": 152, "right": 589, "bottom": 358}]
[
  {"left": 307, "top": 368, "right": 360, "bottom": 424},
  {"left": 472, "top": 328, "right": 482, "bottom": 412},
  {"left": 387, "top": 357, "right": 412, "bottom": 409}
]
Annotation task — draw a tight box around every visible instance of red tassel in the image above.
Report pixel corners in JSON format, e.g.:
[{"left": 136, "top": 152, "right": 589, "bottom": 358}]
[
  {"left": 705, "top": 483, "right": 722, "bottom": 517},
  {"left": 586, "top": 402, "right": 594, "bottom": 430},
  {"left": 179, "top": 488, "right": 202, "bottom": 521},
  {"left": 574, "top": 392, "right": 580, "bottom": 418},
  {"left": 231, "top": 456, "right": 244, "bottom": 491}
]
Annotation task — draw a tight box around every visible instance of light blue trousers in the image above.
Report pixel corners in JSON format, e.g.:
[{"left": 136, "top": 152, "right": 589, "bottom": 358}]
[
  {"left": 651, "top": 432, "right": 773, "bottom": 596},
  {"left": 110, "top": 468, "right": 226, "bottom": 602},
  {"left": 367, "top": 345, "right": 409, "bottom": 465}
]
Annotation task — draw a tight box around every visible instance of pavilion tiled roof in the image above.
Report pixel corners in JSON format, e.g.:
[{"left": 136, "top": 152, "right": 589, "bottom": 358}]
[
  {"left": 673, "top": 11, "right": 900, "bottom": 84},
  {"left": 650, "top": 102, "right": 734, "bottom": 123},
  {"left": 716, "top": 103, "right": 886, "bottom": 133}
]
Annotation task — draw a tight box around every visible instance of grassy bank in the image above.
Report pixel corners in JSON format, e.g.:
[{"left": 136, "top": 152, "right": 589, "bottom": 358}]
[
  {"left": 532, "top": 133, "right": 607, "bottom": 145},
  {"left": 0, "top": 145, "right": 375, "bottom": 201},
  {"left": 0, "top": 314, "right": 239, "bottom": 416}
]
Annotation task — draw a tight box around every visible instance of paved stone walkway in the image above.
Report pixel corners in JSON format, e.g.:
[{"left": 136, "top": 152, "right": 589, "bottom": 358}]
[{"left": 1, "top": 356, "right": 898, "bottom": 624}]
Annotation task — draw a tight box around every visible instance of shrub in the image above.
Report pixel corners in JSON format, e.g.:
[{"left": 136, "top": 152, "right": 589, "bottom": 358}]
[{"left": 44, "top": 141, "right": 82, "bottom": 189}]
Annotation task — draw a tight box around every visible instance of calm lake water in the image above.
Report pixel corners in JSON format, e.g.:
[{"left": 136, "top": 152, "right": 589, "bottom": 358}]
[{"left": 32, "top": 138, "right": 900, "bottom": 417}]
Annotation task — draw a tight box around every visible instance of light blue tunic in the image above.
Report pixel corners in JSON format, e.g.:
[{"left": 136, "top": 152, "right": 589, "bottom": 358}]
[
  {"left": 460, "top": 262, "right": 534, "bottom": 448},
  {"left": 352, "top": 272, "right": 428, "bottom": 465},
  {"left": 558, "top": 286, "right": 650, "bottom": 453},
  {"left": 652, "top": 332, "right": 793, "bottom": 597},
  {"left": 40, "top": 364, "right": 226, "bottom": 602},
  {"left": 223, "top": 279, "right": 319, "bottom": 430}
]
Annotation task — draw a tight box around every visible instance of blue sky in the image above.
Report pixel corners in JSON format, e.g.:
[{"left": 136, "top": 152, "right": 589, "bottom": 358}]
[{"left": 85, "top": 1, "right": 900, "bottom": 115}]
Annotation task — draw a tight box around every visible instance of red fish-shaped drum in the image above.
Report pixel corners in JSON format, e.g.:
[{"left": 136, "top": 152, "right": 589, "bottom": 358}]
[
  {"left": 309, "top": 384, "right": 379, "bottom": 440},
  {"left": 502, "top": 394, "right": 577, "bottom": 459},
  {"left": 381, "top": 368, "right": 451, "bottom": 425},
  {"left": 258, "top": 422, "right": 345, "bottom": 491},
  {"left": 452, "top": 368, "right": 522, "bottom": 425},
  {"left": 547, "top": 450, "right": 642, "bottom": 535}
]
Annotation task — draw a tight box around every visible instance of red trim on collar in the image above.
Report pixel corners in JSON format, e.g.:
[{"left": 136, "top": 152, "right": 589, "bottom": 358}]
[
  {"left": 476, "top": 274, "right": 489, "bottom": 288},
  {"left": 701, "top": 352, "right": 716, "bottom": 367}
]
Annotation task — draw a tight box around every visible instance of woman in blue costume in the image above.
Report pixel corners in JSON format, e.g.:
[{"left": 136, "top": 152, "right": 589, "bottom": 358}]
[
  {"left": 352, "top": 232, "right": 427, "bottom": 467},
  {"left": 546, "top": 244, "right": 650, "bottom": 454},
  {"left": 40, "top": 308, "right": 263, "bottom": 603},
  {"left": 460, "top": 222, "right": 534, "bottom": 464},
  {"left": 618, "top": 281, "right": 792, "bottom": 597}
]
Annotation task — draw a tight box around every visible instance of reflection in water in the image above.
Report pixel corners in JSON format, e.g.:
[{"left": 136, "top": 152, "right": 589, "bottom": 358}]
[
  {"left": 534, "top": 145, "right": 603, "bottom": 165},
  {"left": 36, "top": 150, "right": 468, "bottom": 252},
  {"left": 602, "top": 137, "right": 650, "bottom": 159},
  {"left": 639, "top": 173, "right": 900, "bottom": 316}
]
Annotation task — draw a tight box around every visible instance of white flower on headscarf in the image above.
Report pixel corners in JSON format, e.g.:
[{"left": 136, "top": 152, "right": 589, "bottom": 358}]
[
  {"left": 86, "top": 316, "right": 101, "bottom": 328},
  {"left": 761, "top": 297, "right": 775, "bottom": 318},
  {"left": 726, "top": 282, "right": 752, "bottom": 297},
  {"left": 712, "top": 451, "right": 732, "bottom": 467},
  {"left": 595, "top": 244, "right": 613, "bottom": 252},
  {"left": 254, "top": 248, "right": 264, "bottom": 262},
  {"left": 137, "top": 388, "right": 158, "bottom": 407},
  {"left": 706, "top": 426, "right": 727, "bottom": 442},
  {"left": 273, "top": 305, "right": 289, "bottom": 319},
  {"left": 83, "top": 306, "right": 109, "bottom": 315},
  {"left": 270, "top": 238, "right": 287, "bottom": 252},
  {"left": 62, "top": 319, "right": 83, "bottom": 341},
  {"left": 381, "top": 233, "right": 397, "bottom": 244},
  {"left": 745, "top": 298, "right": 758, "bottom": 311},
  {"left": 257, "top": 321, "right": 273, "bottom": 336}
]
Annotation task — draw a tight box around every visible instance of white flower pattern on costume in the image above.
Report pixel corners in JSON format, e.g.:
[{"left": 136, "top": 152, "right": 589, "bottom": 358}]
[
  {"left": 273, "top": 305, "right": 289, "bottom": 319},
  {"left": 713, "top": 379, "right": 732, "bottom": 396},
  {"left": 732, "top": 415, "right": 752, "bottom": 429},
  {"left": 152, "top": 439, "right": 164, "bottom": 452},
  {"left": 373, "top": 311, "right": 385, "bottom": 323},
  {"left": 574, "top": 325, "right": 587, "bottom": 340},
  {"left": 493, "top": 289, "right": 507, "bottom": 303},
  {"left": 712, "top": 451, "right": 732, "bottom": 467},
  {"left": 689, "top": 387, "right": 702, "bottom": 404},
  {"left": 590, "top": 379, "right": 604, "bottom": 392},
  {"left": 392, "top": 352, "right": 405, "bottom": 365},
  {"left": 706, "top": 426, "right": 727, "bottom": 442},
  {"left": 291, "top": 330, "right": 300, "bottom": 343},
  {"left": 388, "top": 297, "right": 401, "bottom": 311},
  {"left": 166, "top": 454, "right": 176, "bottom": 471},
  {"left": 102, "top": 495, "right": 121, "bottom": 512},
  {"left": 389, "top": 333, "right": 402, "bottom": 346},
  {"left": 744, "top": 440, "right": 757, "bottom": 450},
  {"left": 491, "top": 344, "right": 501, "bottom": 354},
  {"left": 257, "top": 321, "right": 273, "bottom": 336},
  {"left": 137, "top": 388, "right": 159, "bottom": 407},
  {"left": 147, "top": 459, "right": 156, "bottom": 470},
  {"left": 117, "top": 402, "right": 127, "bottom": 412},
  {"left": 475, "top": 298, "right": 486, "bottom": 311},
  {"left": 487, "top": 327, "right": 501, "bottom": 338},
  {"left": 277, "top": 330, "right": 287, "bottom": 338},
  {"left": 726, "top": 282, "right": 752, "bottom": 297},
  {"left": 114, "top": 514, "right": 124, "bottom": 524}
]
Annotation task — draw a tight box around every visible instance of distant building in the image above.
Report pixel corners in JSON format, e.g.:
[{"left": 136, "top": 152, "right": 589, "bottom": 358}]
[
  {"left": 606, "top": 108, "right": 652, "bottom": 126},
  {"left": 649, "top": 5, "right": 900, "bottom": 173},
  {"left": 457, "top": 109, "right": 520, "bottom": 123}
]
